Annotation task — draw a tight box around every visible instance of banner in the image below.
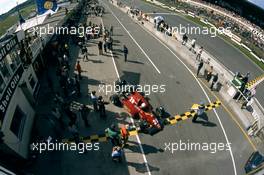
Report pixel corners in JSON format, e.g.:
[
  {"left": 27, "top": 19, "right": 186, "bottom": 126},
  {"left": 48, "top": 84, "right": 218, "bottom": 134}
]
[{"left": 36, "top": 0, "right": 58, "bottom": 15}]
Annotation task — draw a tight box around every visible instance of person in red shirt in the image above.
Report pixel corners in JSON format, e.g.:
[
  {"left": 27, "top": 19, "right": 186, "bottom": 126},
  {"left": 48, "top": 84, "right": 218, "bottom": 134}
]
[
  {"left": 120, "top": 125, "right": 129, "bottom": 147},
  {"left": 75, "top": 61, "right": 82, "bottom": 79}
]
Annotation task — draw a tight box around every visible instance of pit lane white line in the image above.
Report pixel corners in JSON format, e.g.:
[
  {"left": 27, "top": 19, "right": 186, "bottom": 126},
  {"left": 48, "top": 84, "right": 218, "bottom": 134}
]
[
  {"left": 100, "top": 17, "right": 152, "bottom": 175},
  {"left": 134, "top": 18, "right": 238, "bottom": 175},
  {"left": 103, "top": 2, "right": 161, "bottom": 74}
]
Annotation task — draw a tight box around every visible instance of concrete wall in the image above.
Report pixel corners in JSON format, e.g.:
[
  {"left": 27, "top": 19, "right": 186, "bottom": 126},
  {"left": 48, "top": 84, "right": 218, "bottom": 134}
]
[{"left": 1, "top": 83, "right": 35, "bottom": 159}]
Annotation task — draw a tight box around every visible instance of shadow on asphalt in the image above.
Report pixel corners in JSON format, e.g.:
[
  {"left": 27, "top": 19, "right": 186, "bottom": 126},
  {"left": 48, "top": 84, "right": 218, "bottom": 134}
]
[
  {"left": 126, "top": 141, "right": 164, "bottom": 155},
  {"left": 192, "top": 113, "right": 217, "bottom": 127},
  {"left": 127, "top": 60, "right": 144, "bottom": 64},
  {"left": 126, "top": 161, "right": 160, "bottom": 173}
]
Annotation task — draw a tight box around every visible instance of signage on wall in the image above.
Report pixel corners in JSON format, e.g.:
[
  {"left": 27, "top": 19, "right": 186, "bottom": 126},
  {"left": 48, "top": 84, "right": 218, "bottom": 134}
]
[
  {"left": 0, "top": 65, "right": 24, "bottom": 126},
  {"left": 0, "top": 36, "right": 18, "bottom": 62}
]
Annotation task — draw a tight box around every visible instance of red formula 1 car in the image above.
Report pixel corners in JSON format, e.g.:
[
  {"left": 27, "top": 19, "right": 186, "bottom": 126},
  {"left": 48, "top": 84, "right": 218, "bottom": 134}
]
[{"left": 110, "top": 81, "right": 164, "bottom": 135}]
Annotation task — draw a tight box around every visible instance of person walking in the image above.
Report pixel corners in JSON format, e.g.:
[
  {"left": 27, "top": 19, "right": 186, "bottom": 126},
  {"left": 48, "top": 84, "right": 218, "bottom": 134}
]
[
  {"left": 98, "top": 96, "right": 106, "bottom": 118},
  {"left": 110, "top": 25, "right": 113, "bottom": 36},
  {"left": 91, "top": 91, "right": 98, "bottom": 111},
  {"left": 109, "top": 37, "right": 113, "bottom": 51},
  {"left": 196, "top": 46, "right": 203, "bottom": 60},
  {"left": 197, "top": 59, "right": 204, "bottom": 77},
  {"left": 123, "top": 45, "right": 128, "bottom": 62},
  {"left": 75, "top": 61, "right": 82, "bottom": 80},
  {"left": 79, "top": 104, "right": 90, "bottom": 127},
  {"left": 98, "top": 41, "right": 103, "bottom": 55},
  {"left": 210, "top": 73, "right": 218, "bottom": 90},
  {"left": 82, "top": 45, "right": 88, "bottom": 61},
  {"left": 182, "top": 33, "right": 188, "bottom": 45},
  {"left": 189, "top": 38, "right": 196, "bottom": 52},
  {"left": 103, "top": 41, "right": 107, "bottom": 53}
]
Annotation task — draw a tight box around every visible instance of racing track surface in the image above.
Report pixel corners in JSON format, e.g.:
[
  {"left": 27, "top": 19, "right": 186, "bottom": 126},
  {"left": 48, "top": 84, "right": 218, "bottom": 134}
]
[
  {"left": 120, "top": 0, "right": 264, "bottom": 108},
  {"left": 101, "top": 0, "right": 255, "bottom": 174}
]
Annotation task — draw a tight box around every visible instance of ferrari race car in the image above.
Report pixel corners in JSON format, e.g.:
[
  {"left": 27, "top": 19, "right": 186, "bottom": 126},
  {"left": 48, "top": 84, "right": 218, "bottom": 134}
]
[{"left": 110, "top": 80, "right": 165, "bottom": 135}]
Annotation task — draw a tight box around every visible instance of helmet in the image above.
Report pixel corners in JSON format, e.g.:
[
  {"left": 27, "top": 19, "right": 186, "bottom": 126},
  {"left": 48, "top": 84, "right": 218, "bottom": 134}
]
[{"left": 141, "top": 102, "right": 146, "bottom": 108}]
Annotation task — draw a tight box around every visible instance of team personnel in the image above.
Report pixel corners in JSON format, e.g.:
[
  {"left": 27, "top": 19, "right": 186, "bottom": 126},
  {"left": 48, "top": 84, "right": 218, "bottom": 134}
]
[
  {"left": 91, "top": 91, "right": 98, "bottom": 111},
  {"left": 192, "top": 102, "right": 206, "bottom": 123},
  {"left": 123, "top": 45, "right": 128, "bottom": 62},
  {"left": 120, "top": 125, "right": 129, "bottom": 147},
  {"left": 105, "top": 124, "right": 120, "bottom": 146},
  {"left": 197, "top": 59, "right": 204, "bottom": 77},
  {"left": 75, "top": 61, "right": 82, "bottom": 80},
  {"left": 210, "top": 73, "right": 218, "bottom": 91},
  {"left": 98, "top": 96, "right": 106, "bottom": 118}
]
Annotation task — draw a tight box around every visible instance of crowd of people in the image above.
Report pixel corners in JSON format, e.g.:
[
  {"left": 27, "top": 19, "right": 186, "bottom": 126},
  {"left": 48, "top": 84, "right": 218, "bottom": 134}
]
[{"left": 44, "top": 0, "right": 133, "bottom": 162}]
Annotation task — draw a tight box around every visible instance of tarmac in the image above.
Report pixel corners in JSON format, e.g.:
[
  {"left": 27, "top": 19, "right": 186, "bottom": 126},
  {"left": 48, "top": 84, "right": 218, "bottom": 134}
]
[{"left": 22, "top": 1, "right": 264, "bottom": 174}]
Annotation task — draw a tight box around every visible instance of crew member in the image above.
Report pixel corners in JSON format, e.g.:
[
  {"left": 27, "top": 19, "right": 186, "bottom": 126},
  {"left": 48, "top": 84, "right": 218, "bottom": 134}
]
[
  {"left": 120, "top": 125, "right": 129, "bottom": 147},
  {"left": 98, "top": 96, "right": 106, "bottom": 118},
  {"left": 111, "top": 146, "right": 122, "bottom": 162},
  {"left": 106, "top": 124, "right": 120, "bottom": 146},
  {"left": 192, "top": 102, "right": 205, "bottom": 123}
]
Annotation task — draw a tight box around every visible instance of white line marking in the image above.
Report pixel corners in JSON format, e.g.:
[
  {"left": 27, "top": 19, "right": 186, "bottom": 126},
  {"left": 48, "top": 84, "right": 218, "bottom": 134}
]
[
  {"left": 100, "top": 16, "right": 152, "bottom": 175},
  {"left": 135, "top": 20, "right": 237, "bottom": 175},
  {"left": 104, "top": 2, "right": 161, "bottom": 74}
]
